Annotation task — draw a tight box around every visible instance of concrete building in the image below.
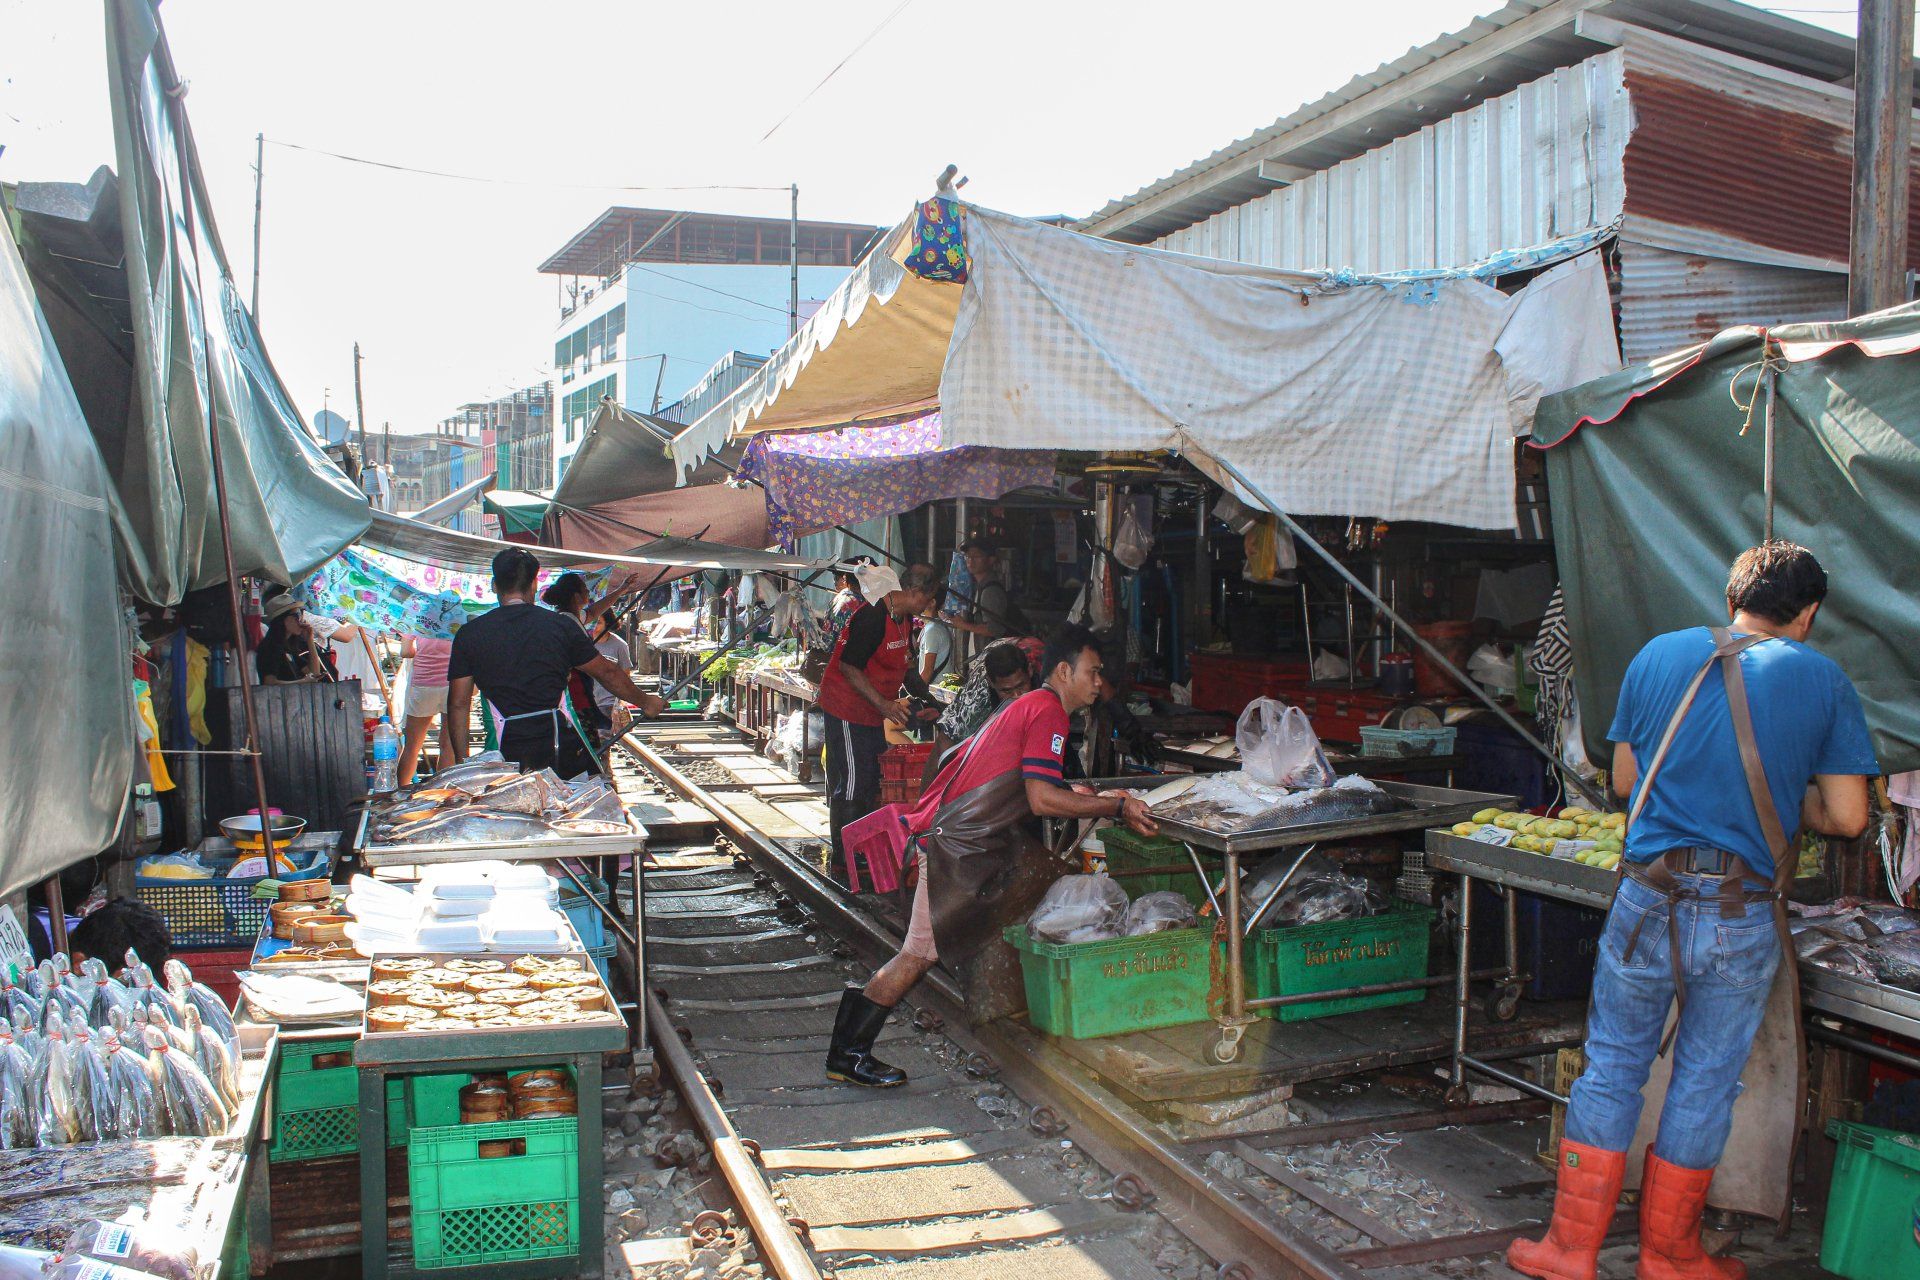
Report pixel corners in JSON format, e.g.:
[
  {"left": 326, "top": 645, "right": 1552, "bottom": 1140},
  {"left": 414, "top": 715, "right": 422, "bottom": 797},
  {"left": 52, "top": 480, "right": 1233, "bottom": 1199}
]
[
  {"left": 538, "top": 208, "right": 878, "bottom": 484},
  {"left": 438, "top": 382, "right": 552, "bottom": 499},
  {"left": 1078, "top": 0, "right": 1920, "bottom": 363}
]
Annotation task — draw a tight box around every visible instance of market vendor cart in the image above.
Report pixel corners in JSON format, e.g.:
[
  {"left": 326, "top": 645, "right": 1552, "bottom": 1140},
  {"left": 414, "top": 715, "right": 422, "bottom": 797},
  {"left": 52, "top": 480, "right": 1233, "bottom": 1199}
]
[
  {"left": 1151, "top": 780, "right": 1515, "bottom": 1065},
  {"left": 353, "top": 808, "right": 652, "bottom": 1065}
]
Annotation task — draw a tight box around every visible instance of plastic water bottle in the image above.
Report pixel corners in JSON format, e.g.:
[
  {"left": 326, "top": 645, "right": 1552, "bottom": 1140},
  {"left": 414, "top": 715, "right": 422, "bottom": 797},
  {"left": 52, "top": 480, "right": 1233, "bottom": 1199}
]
[{"left": 371, "top": 715, "right": 400, "bottom": 794}]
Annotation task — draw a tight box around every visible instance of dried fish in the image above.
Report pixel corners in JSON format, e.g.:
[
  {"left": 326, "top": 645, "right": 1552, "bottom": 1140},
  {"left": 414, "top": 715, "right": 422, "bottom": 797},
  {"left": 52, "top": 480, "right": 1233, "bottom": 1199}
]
[
  {"left": 475, "top": 773, "right": 555, "bottom": 816},
  {"left": 63, "top": 1022, "right": 112, "bottom": 1143},
  {"left": 142, "top": 1024, "right": 229, "bottom": 1137},
  {"left": 162, "top": 959, "right": 237, "bottom": 1057},
  {"left": 182, "top": 1005, "right": 239, "bottom": 1113},
  {"left": 100, "top": 1028, "right": 158, "bottom": 1140},
  {"left": 35, "top": 1008, "right": 80, "bottom": 1147}
]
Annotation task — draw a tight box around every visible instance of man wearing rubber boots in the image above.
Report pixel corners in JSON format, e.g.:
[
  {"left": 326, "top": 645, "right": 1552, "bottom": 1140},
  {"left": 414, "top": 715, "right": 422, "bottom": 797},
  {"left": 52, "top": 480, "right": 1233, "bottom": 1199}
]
[
  {"left": 1509, "top": 542, "right": 1875, "bottom": 1280},
  {"left": 825, "top": 625, "right": 1160, "bottom": 1087}
]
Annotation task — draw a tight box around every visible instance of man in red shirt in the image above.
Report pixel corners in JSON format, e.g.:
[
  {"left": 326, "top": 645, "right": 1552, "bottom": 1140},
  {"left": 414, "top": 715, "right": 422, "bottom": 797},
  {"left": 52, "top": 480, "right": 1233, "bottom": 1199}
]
[
  {"left": 826, "top": 624, "right": 1160, "bottom": 1087},
  {"left": 816, "top": 564, "right": 940, "bottom": 872}
]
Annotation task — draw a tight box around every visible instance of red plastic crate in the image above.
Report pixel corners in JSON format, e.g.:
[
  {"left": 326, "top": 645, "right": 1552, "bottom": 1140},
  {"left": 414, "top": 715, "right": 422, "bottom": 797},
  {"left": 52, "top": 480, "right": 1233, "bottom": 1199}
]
[
  {"left": 173, "top": 946, "right": 252, "bottom": 1013},
  {"left": 1189, "top": 652, "right": 1309, "bottom": 715},
  {"left": 880, "top": 743, "right": 934, "bottom": 780},
  {"left": 878, "top": 778, "right": 923, "bottom": 806}
]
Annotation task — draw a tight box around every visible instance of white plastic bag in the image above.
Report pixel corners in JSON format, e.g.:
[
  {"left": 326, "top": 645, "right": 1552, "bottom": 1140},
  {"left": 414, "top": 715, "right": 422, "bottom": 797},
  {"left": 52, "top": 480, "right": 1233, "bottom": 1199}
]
[
  {"left": 1122, "top": 892, "right": 1198, "bottom": 936},
  {"left": 1113, "top": 506, "right": 1153, "bottom": 570},
  {"left": 1235, "top": 698, "right": 1334, "bottom": 789},
  {"left": 1027, "top": 874, "right": 1129, "bottom": 945}
]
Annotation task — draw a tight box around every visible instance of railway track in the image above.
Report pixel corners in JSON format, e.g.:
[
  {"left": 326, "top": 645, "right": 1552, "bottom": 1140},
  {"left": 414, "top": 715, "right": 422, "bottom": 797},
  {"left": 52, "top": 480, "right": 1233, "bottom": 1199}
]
[{"left": 604, "top": 720, "right": 1617, "bottom": 1280}]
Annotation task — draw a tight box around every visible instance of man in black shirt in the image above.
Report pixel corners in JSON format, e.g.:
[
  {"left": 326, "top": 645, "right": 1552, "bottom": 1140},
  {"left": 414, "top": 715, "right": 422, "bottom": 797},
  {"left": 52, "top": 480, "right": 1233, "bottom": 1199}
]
[{"left": 446, "top": 549, "right": 664, "bottom": 774}]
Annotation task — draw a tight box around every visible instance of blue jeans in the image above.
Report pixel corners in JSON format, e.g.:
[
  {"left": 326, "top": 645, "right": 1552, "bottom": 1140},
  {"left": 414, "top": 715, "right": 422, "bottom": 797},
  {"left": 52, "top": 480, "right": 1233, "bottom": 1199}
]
[{"left": 1564, "top": 873, "right": 1781, "bottom": 1169}]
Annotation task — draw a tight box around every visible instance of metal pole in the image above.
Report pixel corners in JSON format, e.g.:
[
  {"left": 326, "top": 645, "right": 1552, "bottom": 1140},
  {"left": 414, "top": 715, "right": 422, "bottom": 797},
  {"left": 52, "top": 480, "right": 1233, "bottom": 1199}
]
[
  {"left": 1850, "top": 0, "right": 1915, "bottom": 316},
  {"left": 788, "top": 183, "right": 800, "bottom": 337},
  {"left": 1206, "top": 452, "right": 1608, "bottom": 810},
  {"left": 164, "top": 80, "right": 280, "bottom": 868},
  {"left": 250, "top": 132, "right": 263, "bottom": 321},
  {"left": 1762, "top": 357, "right": 1777, "bottom": 542},
  {"left": 352, "top": 341, "right": 367, "bottom": 469}
]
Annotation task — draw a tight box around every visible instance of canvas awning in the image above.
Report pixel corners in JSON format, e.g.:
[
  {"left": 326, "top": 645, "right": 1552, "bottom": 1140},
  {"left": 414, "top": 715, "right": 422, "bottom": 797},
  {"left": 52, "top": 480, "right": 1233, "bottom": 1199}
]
[
  {"left": 675, "top": 203, "right": 1620, "bottom": 532},
  {"left": 410, "top": 470, "right": 494, "bottom": 526},
  {"left": 1533, "top": 303, "right": 1920, "bottom": 774},
  {"left": 0, "top": 216, "right": 135, "bottom": 900},
  {"left": 483, "top": 489, "right": 551, "bottom": 536},
  {"left": 362, "top": 509, "right": 825, "bottom": 578},
  {"left": 101, "top": 0, "right": 369, "bottom": 603}
]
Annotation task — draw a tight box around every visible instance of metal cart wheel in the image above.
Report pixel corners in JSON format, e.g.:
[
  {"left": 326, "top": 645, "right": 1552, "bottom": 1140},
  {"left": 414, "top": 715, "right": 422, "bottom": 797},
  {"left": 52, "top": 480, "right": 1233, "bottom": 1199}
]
[
  {"left": 1485, "top": 984, "right": 1522, "bottom": 1022},
  {"left": 1208, "top": 1023, "right": 1246, "bottom": 1065}
]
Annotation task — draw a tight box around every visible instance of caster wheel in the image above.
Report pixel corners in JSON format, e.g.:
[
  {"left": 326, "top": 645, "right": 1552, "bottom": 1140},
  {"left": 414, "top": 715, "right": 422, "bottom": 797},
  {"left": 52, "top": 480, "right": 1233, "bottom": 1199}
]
[
  {"left": 1208, "top": 1038, "right": 1242, "bottom": 1066},
  {"left": 1485, "top": 987, "right": 1522, "bottom": 1022}
]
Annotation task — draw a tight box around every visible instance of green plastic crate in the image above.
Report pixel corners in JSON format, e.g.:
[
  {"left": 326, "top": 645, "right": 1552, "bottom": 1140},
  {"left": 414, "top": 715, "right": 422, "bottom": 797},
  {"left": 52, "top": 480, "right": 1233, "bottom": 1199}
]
[
  {"left": 1820, "top": 1120, "right": 1920, "bottom": 1280},
  {"left": 1002, "top": 924, "right": 1215, "bottom": 1039},
  {"left": 409, "top": 1065, "right": 574, "bottom": 1129},
  {"left": 408, "top": 1116, "right": 580, "bottom": 1270},
  {"left": 1098, "top": 828, "right": 1212, "bottom": 908},
  {"left": 268, "top": 1038, "right": 406, "bottom": 1161},
  {"left": 1250, "top": 903, "right": 1432, "bottom": 1022}
]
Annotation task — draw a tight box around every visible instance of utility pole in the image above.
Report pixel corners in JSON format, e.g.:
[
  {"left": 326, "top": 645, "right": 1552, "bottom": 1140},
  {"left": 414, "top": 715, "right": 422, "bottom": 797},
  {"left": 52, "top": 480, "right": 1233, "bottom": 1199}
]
[
  {"left": 1850, "top": 0, "right": 1915, "bottom": 316},
  {"left": 789, "top": 183, "right": 800, "bottom": 336},
  {"left": 353, "top": 342, "right": 368, "bottom": 480},
  {"left": 651, "top": 354, "right": 668, "bottom": 413},
  {"left": 250, "top": 132, "right": 264, "bottom": 321}
]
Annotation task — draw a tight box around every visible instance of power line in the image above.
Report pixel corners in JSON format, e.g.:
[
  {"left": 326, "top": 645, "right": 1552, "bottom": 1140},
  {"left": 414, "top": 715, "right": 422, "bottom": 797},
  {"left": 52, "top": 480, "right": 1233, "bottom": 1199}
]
[
  {"left": 625, "top": 263, "right": 791, "bottom": 316},
  {"left": 262, "top": 137, "right": 787, "bottom": 193},
  {"left": 760, "top": 0, "right": 919, "bottom": 142}
]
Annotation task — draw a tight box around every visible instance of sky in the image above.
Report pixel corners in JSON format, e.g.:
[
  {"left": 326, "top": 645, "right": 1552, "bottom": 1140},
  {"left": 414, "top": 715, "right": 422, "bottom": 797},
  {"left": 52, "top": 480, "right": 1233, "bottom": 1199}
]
[{"left": 1, "top": 0, "right": 1861, "bottom": 435}]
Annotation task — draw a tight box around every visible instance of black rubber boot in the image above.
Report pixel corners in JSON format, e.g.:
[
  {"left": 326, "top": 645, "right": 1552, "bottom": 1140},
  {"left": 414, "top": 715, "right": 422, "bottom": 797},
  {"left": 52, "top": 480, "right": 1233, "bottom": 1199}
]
[{"left": 825, "top": 988, "right": 907, "bottom": 1087}]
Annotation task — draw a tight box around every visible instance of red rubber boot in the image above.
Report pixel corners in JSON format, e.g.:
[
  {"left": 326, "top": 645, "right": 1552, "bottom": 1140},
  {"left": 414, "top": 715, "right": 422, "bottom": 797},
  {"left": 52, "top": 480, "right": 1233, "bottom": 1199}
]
[
  {"left": 1636, "top": 1152, "right": 1745, "bottom": 1280},
  {"left": 1506, "top": 1140, "right": 1627, "bottom": 1280}
]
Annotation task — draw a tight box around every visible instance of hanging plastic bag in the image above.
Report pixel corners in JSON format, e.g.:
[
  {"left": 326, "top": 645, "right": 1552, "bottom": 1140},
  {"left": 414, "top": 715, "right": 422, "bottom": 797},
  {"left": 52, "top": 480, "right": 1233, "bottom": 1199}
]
[
  {"left": 1113, "top": 505, "right": 1153, "bottom": 570},
  {"left": 1027, "top": 874, "right": 1129, "bottom": 945},
  {"left": 1121, "top": 891, "right": 1199, "bottom": 936},
  {"left": 1235, "top": 698, "right": 1334, "bottom": 789}
]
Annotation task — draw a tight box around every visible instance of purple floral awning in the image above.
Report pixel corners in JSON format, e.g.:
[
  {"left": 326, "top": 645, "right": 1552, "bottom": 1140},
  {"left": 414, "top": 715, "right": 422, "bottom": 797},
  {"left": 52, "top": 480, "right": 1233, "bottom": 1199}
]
[{"left": 737, "top": 413, "right": 1054, "bottom": 548}]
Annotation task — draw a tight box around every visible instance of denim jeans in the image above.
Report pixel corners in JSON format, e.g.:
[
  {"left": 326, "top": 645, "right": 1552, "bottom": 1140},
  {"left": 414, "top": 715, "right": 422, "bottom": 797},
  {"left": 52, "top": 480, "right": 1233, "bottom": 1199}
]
[{"left": 1563, "top": 873, "right": 1781, "bottom": 1169}]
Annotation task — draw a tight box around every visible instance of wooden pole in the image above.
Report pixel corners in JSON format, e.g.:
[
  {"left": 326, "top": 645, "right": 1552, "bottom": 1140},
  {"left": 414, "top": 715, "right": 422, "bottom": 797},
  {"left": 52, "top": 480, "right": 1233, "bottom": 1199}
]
[
  {"left": 359, "top": 628, "right": 396, "bottom": 722},
  {"left": 1849, "top": 0, "right": 1915, "bottom": 316}
]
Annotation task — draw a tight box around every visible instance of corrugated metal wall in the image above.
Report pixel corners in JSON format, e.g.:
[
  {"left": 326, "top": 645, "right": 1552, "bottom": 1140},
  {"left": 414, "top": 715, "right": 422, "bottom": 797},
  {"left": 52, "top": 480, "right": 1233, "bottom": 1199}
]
[
  {"left": 1615, "top": 240, "right": 1847, "bottom": 364},
  {"left": 1152, "top": 51, "right": 1631, "bottom": 273}
]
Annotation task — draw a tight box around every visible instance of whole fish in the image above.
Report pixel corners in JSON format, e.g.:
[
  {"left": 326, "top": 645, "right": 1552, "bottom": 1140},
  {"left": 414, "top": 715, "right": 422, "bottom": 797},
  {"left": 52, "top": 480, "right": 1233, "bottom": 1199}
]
[
  {"left": 386, "top": 808, "right": 563, "bottom": 845},
  {"left": 163, "top": 958, "right": 238, "bottom": 1056},
  {"left": 182, "top": 1005, "right": 239, "bottom": 1113}
]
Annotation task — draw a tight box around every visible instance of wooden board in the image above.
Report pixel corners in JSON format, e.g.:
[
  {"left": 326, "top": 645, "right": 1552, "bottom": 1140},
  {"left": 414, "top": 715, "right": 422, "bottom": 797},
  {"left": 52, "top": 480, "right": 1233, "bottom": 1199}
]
[
  {"left": 771, "top": 799, "right": 832, "bottom": 835},
  {"left": 717, "top": 793, "right": 821, "bottom": 840},
  {"left": 1049, "top": 999, "right": 1579, "bottom": 1103}
]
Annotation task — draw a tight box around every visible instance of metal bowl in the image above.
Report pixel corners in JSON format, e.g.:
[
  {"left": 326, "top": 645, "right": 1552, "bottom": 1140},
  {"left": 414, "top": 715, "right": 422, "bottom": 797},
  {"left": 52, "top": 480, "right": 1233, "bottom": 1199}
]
[{"left": 219, "top": 813, "right": 308, "bottom": 848}]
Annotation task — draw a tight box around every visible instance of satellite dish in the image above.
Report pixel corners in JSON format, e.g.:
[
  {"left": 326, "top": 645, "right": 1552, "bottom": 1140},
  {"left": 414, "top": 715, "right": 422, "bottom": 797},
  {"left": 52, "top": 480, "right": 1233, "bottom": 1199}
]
[{"left": 313, "top": 408, "right": 351, "bottom": 444}]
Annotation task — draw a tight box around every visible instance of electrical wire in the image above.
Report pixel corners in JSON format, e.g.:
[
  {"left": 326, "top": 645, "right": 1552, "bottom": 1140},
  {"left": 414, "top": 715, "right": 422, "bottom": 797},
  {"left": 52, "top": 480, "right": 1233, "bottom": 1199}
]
[
  {"left": 261, "top": 137, "right": 787, "bottom": 192},
  {"left": 625, "top": 263, "right": 792, "bottom": 316},
  {"left": 759, "top": 0, "right": 919, "bottom": 142}
]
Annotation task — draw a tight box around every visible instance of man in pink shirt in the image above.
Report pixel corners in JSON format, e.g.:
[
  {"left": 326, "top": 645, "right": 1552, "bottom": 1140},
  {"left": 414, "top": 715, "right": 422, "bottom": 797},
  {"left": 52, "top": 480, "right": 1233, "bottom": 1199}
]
[{"left": 825, "top": 624, "right": 1159, "bottom": 1087}]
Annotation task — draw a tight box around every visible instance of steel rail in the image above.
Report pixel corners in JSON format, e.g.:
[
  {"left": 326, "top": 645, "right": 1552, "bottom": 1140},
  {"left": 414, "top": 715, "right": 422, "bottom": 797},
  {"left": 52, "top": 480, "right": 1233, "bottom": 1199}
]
[
  {"left": 618, "top": 733, "right": 1350, "bottom": 1280},
  {"left": 646, "top": 986, "right": 823, "bottom": 1279}
]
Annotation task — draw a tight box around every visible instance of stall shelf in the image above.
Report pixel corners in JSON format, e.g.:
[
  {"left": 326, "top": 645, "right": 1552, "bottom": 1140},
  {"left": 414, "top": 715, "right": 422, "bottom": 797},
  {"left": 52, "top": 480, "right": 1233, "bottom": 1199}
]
[
  {"left": 0, "top": 1023, "right": 278, "bottom": 1279},
  {"left": 351, "top": 808, "right": 650, "bottom": 1069},
  {"left": 1148, "top": 779, "right": 1514, "bottom": 1065},
  {"left": 353, "top": 960, "right": 623, "bottom": 1280},
  {"left": 731, "top": 668, "right": 819, "bottom": 780}
]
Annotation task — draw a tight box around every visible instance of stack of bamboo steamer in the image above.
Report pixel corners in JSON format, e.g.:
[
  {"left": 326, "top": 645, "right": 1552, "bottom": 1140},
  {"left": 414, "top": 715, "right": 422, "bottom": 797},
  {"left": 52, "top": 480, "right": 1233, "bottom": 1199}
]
[{"left": 459, "top": 1068, "right": 576, "bottom": 1157}]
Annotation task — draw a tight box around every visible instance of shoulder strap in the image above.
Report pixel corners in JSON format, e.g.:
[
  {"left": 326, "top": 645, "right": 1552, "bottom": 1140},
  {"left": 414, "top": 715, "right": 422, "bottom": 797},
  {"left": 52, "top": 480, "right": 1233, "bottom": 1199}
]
[{"left": 1716, "top": 630, "right": 1792, "bottom": 875}]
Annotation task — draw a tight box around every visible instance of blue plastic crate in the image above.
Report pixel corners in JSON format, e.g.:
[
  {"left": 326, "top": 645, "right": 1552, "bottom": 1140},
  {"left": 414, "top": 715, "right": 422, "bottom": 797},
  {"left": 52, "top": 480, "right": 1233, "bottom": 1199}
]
[
  {"left": 137, "top": 848, "right": 331, "bottom": 948},
  {"left": 1358, "top": 725, "right": 1458, "bottom": 758}
]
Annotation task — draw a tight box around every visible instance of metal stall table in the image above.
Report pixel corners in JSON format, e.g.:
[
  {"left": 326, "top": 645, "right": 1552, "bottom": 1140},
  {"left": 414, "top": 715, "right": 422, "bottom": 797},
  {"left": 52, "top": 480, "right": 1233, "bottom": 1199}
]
[
  {"left": 355, "top": 809, "right": 652, "bottom": 1067},
  {"left": 1154, "top": 781, "right": 1515, "bottom": 1065},
  {"left": 733, "top": 668, "right": 819, "bottom": 781},
  {"left": 354, "top": 995, "right": 625, "bottom": 1280},
  {"left": 1802, "top": 967, "right": 1920, "bottom": 1073},
  {"left": 1425, "top": 830, "right": 1616, "bottom": 1105}
]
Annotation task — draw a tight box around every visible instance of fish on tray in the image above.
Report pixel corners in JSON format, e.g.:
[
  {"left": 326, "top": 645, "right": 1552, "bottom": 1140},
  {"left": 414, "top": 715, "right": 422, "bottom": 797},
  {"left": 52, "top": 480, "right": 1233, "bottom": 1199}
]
[{"left": 380, "top": 808, "right": 564, "bottom": 845}]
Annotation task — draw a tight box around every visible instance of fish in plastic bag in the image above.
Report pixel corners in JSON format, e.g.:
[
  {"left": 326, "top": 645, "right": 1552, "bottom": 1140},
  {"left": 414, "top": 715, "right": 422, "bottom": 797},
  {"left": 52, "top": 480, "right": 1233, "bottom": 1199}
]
[
  {"left": 101, "top": 1028, "right": 158, "bottom": 1139},
  {"left": 61, "top": 1219, "right": 200, "bottom": 1280},
  {"left": 1122, "top": 891, "right": 1199, "bottom": 936},
  {"left": 63, "top": 1022, "right": 112, "bottom": 1143},
  {"left": 9, "top": 1008, "right": 43, "bottom": 1065},
  {"left": 1027, "top": 874, "right": 1130, "bottom": 944},
  {"left": 1258, "top": 871, "right": 1381, "bottom": 930},
  {"left": 0, "top": 1024, "right": 35, "bottom": 1149},
  {"left": 162, "top": 959, "right": 236, "bottom": 1056},
  {"left": 1236, "top": 697, "right": 1335, "bottom": 790},
  {"left": 82, "top": 958, "right": 135, "bottom": 1030},
  {"left": 0, "top": 971, "right": 38, "bottom": 1031},
  {"left": 143, "top": 1024, "right": 230, "bottom": 1137},
  {"left": 182, "top": 1006, "right": 239, "bottom": 1113},
  {"left": 36, "top": 1007, "right": 81, "bottom": 1147},
  {"left": 124, "top": 956, "right": 183, "bottom": 1029}
]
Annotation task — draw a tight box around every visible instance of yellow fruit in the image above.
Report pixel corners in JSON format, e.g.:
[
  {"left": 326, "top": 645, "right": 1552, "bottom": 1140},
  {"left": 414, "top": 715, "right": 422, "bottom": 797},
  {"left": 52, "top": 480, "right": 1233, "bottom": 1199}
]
[
  {"left": 1452, "top": 822, "right": 1478, "bottom": 837},
  {"left": 1559, "top": 808, "right": 1588, "bottom": 821},
  {"left": 1552, "top": 820, "right": 1578, "bottom": 839},
  {"left": 1601, "top": 813, "right": 1626, "bottom": 830},
  {"left": 1472, "top": 808, "right": 1502, "bottom": 825},
  {"left": 1495, "top": 813, "right": 1522, "bottom": 830},
  {"left": 1600, "top": 853, "right": 1621, "bottom": 870}
]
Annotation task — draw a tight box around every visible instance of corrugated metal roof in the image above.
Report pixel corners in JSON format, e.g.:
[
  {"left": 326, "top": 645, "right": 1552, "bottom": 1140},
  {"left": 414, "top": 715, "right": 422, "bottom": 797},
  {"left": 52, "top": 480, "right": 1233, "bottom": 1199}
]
[
  {"left": 1616, "top": 239, "right": 1846, "bottom": 363},
  {"left": 1080, "top": 0, "right": 1877, "bottom": 245},
  {"left": 1151, "top": 53, "right": 1629, "bottom": 272}
]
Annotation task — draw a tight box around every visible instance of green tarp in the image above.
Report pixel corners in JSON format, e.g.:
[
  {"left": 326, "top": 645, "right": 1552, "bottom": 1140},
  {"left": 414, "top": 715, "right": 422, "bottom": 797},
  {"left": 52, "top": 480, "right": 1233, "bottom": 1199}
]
[
  {"left": 103, "top": 0, "right": 368, "bottom": 603},
  {"left": 1533, "top": 304, "right": 1920, "bottom": 776},
  {"left": 0, "top": 216, "right": 135, "bottom": 900},
  {"left": 483, "top": 489, "right": 551, "bottom": 536}
]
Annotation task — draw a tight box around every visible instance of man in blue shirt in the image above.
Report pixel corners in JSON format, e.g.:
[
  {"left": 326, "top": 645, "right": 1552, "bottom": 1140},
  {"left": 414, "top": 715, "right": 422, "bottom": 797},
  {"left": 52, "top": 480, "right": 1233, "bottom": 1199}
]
[{"left": 1510, "top": 542, "right": 1875, "bottom": 1280}]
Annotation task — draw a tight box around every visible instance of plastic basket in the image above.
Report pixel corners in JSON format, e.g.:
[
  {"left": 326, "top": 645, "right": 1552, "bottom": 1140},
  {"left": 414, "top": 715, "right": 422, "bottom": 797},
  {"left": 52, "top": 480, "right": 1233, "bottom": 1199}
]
[
  {"left": 557, "top": 876, "right": 610, "bottom": 950},
  {"left": 587, "top": 939, "right": 617, "bottom": 986},
  {"left": 1250, "top": 903, "right": 1432, "bottom": 1021},
  {"left": 1099, "top": 828, "right": 1210, "bottom": 908},
  {"left": 1358, "top": 725, "right": 1458, "bottom": 758},
  {"left": 1002, "top": 924, "right": 1215, "bottom": 1039},
  {"left": 269, "top": 1038, "right": 406, "bottom": 1162},
  {"left": 1820, "top": 1120, "right": 1920, "bottom": 1279},
  {"left": 136, "top": 848, "right": 331, "bottom": 948},
  {"left": 410, "top": 1064, "right": 576, "bottom": 1129},
  {"left": 880, "top": 743, "right": 934, "bottom": 780},
  {"left": 409, "top": 1116, "right": 580, "bottom": 1269},
  {"left": 878, "top": 778, "right": 923, "bottom": 806}
]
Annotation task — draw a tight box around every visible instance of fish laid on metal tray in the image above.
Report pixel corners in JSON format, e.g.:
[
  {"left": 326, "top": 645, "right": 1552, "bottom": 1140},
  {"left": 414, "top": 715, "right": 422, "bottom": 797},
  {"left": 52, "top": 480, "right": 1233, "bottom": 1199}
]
[
  {"left": 381, "top": 808, "right": 566, "bottom": 845},
  {"left": 1156, "top": 773, "right": 1408, "bottom": 834},
  {"left": 371, "top": 757, "right": 629, "bottom": 843}
]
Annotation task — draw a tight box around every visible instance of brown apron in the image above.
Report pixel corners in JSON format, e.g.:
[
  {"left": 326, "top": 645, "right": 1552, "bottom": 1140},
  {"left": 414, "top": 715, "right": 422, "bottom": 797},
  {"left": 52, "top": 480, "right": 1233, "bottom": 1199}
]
[
  {"left": 1612, "top": 628, "right": 1803, "bottom": 1226},
  {"left": 920, "top": 768, "right": 1056, "bottom": 965}
]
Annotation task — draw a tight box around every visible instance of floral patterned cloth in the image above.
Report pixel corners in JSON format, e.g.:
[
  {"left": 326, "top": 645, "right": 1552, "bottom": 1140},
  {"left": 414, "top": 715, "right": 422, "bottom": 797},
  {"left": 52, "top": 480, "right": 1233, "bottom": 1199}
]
[
  {"left": 737, "top": 412, "right": 1053, "bottom": 549},
  {"left": 905, "top": 196, "right": 969, "bottom": 283},
  {"left": 293, "top": 548, "right": 607, "bottom": 640}
]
